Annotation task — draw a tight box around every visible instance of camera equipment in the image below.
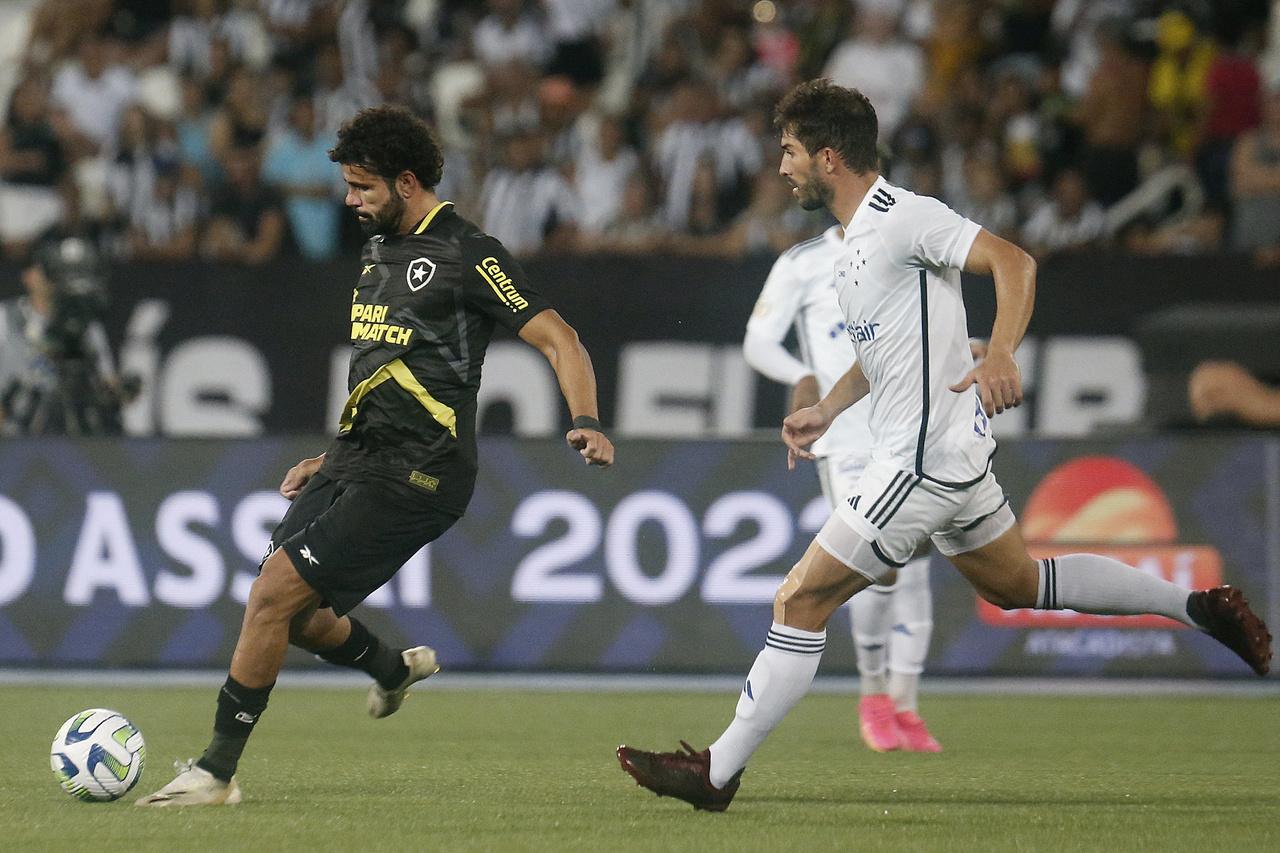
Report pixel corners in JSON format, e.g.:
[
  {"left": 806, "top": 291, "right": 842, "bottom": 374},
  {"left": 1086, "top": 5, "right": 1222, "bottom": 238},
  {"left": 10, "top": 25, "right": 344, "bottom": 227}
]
[{"left": 2, "top": 237, "right": 130, "bottom": 435}]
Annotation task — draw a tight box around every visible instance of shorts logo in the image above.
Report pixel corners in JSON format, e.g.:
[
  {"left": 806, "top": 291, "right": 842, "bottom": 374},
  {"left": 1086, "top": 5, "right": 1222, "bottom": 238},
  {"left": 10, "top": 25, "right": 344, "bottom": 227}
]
[
  {"left": 409, "top": 470, "right": 440, "bottom": 492},
  {"left": 407, "top": 257, "right": 437, "bottom": 291},
  {"left": 299, "top": 545, "right": 319, "bottom": 566}
]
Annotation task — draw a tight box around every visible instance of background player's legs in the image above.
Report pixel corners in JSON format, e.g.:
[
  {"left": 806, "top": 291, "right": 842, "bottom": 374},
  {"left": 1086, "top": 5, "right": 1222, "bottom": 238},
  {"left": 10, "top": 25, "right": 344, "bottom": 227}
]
[
  {"left": 849, "top": 579, "right": 899, "bottom": 751},
  {"left": 289, "top": 605, "right": 409, "bottom": 689},
  {"left": 849, "top": 584, "right": 893, "bottom": 695},
  {"left": 887, "top": 555, "right": 941, "bottom": 752},
  {"left": 949, "top": 523, "right": 1196, "bottom": 623},
  {"left": 887, "top": 556, "right": 933, "bottom": 713},
  {"left": 708, "top": 538, "right": 869, "bottom": 788}
]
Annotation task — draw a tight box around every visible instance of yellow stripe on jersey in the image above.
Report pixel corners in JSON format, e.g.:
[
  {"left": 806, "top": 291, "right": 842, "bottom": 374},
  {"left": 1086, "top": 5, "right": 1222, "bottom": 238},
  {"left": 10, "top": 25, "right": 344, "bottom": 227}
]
[
  {"left": 338, "top": 357, "right": 457, "bottom": 438},
  {"left": 413, "top": 200, "right": 454, "bottom": 234}
]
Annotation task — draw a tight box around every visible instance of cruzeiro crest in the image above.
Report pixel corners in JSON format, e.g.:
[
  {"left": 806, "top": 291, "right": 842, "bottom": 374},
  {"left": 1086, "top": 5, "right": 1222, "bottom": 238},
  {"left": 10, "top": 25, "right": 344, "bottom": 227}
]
[{"left": 407, "top": 257, "right": 437, "bottom": 291}]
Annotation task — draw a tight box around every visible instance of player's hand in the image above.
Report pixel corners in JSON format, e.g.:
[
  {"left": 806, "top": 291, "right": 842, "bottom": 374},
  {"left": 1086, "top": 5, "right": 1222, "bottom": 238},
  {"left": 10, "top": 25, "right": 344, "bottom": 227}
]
[
  {"left": 280, "top": 454, "right": 324, "bottom": 500},
  {"left": 566, "top": 428, "right": 614, "bottom": 467},
  {"left": 950, "top": 347, "right": 1021, "bottom": 416},
  {"left": 781, "top": 404, "right": 831, "bottom": 470}
]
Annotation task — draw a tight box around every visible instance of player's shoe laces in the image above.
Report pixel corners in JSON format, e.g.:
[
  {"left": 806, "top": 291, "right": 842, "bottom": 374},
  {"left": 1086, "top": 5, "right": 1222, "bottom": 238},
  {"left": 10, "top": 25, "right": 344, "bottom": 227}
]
[
  {"left": 368, "top": 645, "right": 440, "bottom": 718},
  {"left": 134, "top": 759, "right": 242, "bottom": 807},
  {"left": 616, "top": 741, "right": 741, "bottom": 812},
  {"left": 894, "top": 710, "right": 942, "bottom": 753},
  {"left": 1187, "top": 586, "right": 1273, "bottom": 676},
  {"left": 858, "top": 694, "right": 902, "bottom": 752}
]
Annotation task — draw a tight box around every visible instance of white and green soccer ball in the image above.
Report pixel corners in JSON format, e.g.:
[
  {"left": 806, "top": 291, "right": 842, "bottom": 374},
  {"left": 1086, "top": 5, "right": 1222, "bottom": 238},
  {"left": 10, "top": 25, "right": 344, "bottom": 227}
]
[{"left": 50, "top": 709, "right": 146, "bottom": 802}]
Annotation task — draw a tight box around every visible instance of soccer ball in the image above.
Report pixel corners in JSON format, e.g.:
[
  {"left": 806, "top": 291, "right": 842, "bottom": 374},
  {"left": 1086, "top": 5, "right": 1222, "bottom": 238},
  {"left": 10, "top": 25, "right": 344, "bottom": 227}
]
[{"left": 50, "top": 709, "right": 146, "bottom": 802}]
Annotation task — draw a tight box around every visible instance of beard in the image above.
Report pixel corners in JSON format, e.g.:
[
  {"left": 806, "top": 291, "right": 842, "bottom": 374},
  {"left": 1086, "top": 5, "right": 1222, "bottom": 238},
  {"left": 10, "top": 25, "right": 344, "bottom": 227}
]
[
  {"left": 358, "top": 192, "right": 406, "bottom": 235},
  {"left": 794, "top": 169, "right": 833, "bottom": 211}
]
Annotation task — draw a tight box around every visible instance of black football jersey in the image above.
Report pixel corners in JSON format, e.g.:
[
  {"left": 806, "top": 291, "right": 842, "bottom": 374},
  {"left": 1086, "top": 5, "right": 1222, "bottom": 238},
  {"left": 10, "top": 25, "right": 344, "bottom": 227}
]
[{"left": 320, "top": 201, "right": 551, "bottom": 511}]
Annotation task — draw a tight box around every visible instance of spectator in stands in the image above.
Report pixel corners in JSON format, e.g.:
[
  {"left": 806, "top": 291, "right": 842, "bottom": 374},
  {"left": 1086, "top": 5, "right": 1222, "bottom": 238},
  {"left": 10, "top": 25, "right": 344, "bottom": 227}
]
[
  {"left": 0, "top": 74, "right": 69, "bottom": 255},
  {"left": 1075, "top": 20, "right": 1147, "bottom": 206},
  {"left": 126, "top": 157, "right": 200, "bottom": 261},
  {"left": 479, "top": 127, "right": 576, "bottom": 256},
  {"left": 1148, "top": 8, "right": 1216, "bottom": 160},
  {"left": 174, "top": 73, "right": 220, "bottom": 185},
  {"left": 823, "top": 0, "right": 924, "bottom": 143},
  {"left": 573, "top": 113, "right": 639, "bottom": 236},
  {"left": 707, "top": 26, "right": 780, "bottom": 112},
  {"left": 652, "top": 81, "right": 761, "bottom": 231},
  {"left": 50, "top": 31, "right": 138, "bottom": 156},
  {"left": 1189, "top": 360, "right": 1280, "bottom": 428},
  {"left": 312, "top": 39, "right": 377, "bottom": 140},
  {"left": 576, "top": 169, "right": 667, "bottom": 254},
  {"left": 262, "top": 94, "right": 340, "bottom": 261},
  {"left": 106, "top": 105, "right": 180, "bottom": 234},
  {"left": 201, "top": 144, "right": 286, "bottom": 264},
  {"left": 473, "top": 0, "right": 550, "bottom": 70},
  {"left": 1197, "top": 24, "right": 1262, "bottom": 209},
  {"left": 957, "top": 146, "right": 1019, "bottom": 240},
  {"left": 208, "top": 68, "right": 270, "bottom": 166},
  {"left": 543, "top": 0, "right": 615, "bottom": 87},
  {"left": 1229, "top": 83, "right": 1280, "bottom": 253},
  {"left": 1022, "top": 167, "right": 1107, "bottom": 256}
]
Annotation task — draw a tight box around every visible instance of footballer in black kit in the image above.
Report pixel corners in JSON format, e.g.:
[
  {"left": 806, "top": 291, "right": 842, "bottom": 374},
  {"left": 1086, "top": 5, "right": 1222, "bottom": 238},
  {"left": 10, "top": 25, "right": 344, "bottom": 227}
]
[
  {"left": 280, "top": 200, "right": 552, "bottom": 615},
  {"left": 137, "top": 105, "right": 614, "bottom": 807}
]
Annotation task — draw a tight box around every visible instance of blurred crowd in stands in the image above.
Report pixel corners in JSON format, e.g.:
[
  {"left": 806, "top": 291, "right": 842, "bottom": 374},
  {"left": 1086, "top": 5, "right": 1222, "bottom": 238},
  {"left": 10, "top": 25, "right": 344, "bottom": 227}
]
[{"left": 0, "top": 0, "right": 1278, "bottom": 264}]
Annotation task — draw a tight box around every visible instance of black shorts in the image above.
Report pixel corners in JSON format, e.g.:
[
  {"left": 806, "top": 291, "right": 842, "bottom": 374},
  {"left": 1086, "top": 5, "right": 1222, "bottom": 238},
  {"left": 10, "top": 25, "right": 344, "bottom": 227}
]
[{"left": 269, "top": 472, "right": 460, "bottom": 616}]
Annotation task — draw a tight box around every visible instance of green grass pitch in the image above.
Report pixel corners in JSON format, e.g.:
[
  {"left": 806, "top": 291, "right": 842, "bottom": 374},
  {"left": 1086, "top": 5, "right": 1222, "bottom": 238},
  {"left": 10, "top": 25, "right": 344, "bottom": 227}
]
[{"left": 6, "top": 684, "right": 1278, "bottom": 852}]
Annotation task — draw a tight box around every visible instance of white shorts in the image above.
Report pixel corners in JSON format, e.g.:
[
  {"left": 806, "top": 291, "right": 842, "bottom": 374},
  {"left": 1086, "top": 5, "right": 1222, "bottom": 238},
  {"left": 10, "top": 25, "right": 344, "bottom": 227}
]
[
  {"left": 815, "top": 460, "right": 1015, "bottom": 583},
  {"left": 815, "top": 453, "right": 868, "bottom": 511}
]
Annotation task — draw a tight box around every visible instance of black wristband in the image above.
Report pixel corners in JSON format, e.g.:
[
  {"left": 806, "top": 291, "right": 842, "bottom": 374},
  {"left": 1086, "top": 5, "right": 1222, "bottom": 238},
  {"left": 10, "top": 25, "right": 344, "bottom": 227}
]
[{"left": 572, "top": 415, "right": 603, "bottom": 433}]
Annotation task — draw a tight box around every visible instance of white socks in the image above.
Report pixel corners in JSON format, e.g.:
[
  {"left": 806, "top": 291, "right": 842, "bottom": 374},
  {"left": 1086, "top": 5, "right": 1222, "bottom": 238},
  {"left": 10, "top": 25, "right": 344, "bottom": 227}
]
[
  {"left": 1037, "top": 554, "right": 1195, "bottom": 626},
  {"left": 708, "top": 623, "right": 825, "bottom": 788},
  {"left": 850, "top": 584, "right": 893, "bottom": 694},
  {"left": 887, "top": 557, "right": 932, "bottom": 711},
  {"left": 850, "top": 557, "right": 933, "bottom": 709}
]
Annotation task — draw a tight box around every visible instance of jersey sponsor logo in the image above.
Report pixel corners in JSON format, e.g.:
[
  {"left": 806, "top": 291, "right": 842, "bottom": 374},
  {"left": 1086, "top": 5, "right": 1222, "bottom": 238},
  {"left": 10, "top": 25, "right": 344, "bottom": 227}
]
[
  {"left": 350, "top": 302, "right": 415, "bottom": 346},
  {"left": 409, "top": 470, "right": 440, "bottom": 492},
  {"left": 868, "top": 188, "right": 896, "bottom": 213},
  {"left": 476, "top": 256, "right": 529, "bottom": 312},
  {"left": 407, "top": 257, "right": 437, "bottom": 291},
  {"left": 847, "top": 320, "right": 880, "bottom": 342}
]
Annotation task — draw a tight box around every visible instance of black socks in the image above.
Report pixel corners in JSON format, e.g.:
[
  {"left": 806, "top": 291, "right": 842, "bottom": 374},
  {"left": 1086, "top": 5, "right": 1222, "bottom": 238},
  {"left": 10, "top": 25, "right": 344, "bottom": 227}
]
[
  {"left": 196, "top": 675, "right": 274, "bottom": 782},
  {"left": 317, "top": 617, "right": 408, "bottom": 689}
]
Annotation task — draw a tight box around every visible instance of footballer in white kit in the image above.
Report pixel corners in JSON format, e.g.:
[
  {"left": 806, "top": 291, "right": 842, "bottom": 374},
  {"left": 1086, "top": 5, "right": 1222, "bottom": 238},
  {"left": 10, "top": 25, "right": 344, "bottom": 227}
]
[
  {"left": 618, "top": 79, "right": 1271, "bottom": 814},
  {"left": 743, "top": 225, "right": 940, "bottom": 753}
]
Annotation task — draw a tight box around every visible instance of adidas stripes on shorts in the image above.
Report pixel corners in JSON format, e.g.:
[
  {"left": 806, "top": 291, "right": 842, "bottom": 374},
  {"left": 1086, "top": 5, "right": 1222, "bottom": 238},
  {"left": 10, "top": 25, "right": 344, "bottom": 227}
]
[{"left": 814, "top": 460, "right": 1015, "bottom": 583}]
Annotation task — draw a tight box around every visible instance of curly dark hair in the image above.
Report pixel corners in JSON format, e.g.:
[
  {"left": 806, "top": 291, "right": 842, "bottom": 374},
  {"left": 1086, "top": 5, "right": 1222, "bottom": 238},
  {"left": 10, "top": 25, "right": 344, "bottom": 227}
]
[
  {"left": 774, "top": 79, "right": 878, "bottom": 174},
  {"left": 328, "top": 105, "right": 444, "bottom": 189}
]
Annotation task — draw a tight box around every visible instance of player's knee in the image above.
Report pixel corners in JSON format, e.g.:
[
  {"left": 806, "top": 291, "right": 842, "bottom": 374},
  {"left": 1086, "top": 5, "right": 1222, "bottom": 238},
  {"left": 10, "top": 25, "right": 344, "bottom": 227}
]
[
  {"left": 248, "top": 556, "right": 311, "bottom": 623},
  {"left": 979, "top": 582, "right": 1035, "bottom": 610}
]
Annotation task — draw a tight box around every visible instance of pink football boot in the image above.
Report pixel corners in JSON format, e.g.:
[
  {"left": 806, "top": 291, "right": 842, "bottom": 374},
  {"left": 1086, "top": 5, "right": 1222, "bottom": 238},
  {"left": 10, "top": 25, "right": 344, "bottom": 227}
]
[
  {"left": 858, "top": 694, "right": 901, "bottom": 752},
  {"left": 894, "top": 710, "right": 942, "bottom": 753}
]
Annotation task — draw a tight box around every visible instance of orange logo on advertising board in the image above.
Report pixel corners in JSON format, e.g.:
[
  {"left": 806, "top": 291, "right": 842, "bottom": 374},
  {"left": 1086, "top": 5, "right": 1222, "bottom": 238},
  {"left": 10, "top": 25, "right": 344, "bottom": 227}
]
[{"left": 977, "top": 456, "right": 1223, "bottom": 629}]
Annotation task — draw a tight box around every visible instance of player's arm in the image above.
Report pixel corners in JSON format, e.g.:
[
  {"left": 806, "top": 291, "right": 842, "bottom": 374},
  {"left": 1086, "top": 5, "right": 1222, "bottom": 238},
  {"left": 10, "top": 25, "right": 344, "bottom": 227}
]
[
  {"left": 518, "top": 309, "right": 614, "bottom": 467},
  {"left": 781, "top": 361, "right": 870, "bottom": 470},
  {"left": 743, "top": 252, "right": 818, "bottom": 411},
  {"left": 950, "top": 228, "right": 1036, "bottom": 416}
]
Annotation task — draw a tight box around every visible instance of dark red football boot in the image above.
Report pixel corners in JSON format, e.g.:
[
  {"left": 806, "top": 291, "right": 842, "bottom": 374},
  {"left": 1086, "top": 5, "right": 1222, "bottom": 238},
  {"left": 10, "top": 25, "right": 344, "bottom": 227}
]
[
  {"left": 616, "top": 741, "right": 741, "bottom": 812},
  {"left": 1187, "top": 586, "right": 1272, "bottom": 676}
]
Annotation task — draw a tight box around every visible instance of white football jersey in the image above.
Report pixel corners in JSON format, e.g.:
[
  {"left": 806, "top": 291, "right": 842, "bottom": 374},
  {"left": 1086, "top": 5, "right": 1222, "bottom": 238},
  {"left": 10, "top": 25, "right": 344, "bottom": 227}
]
[
  {"left": 747, "top": 226, "right": 871, "bottom": 458},
  {"left": 836, "top": 176, "right": 995, "bottom": 487}
]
